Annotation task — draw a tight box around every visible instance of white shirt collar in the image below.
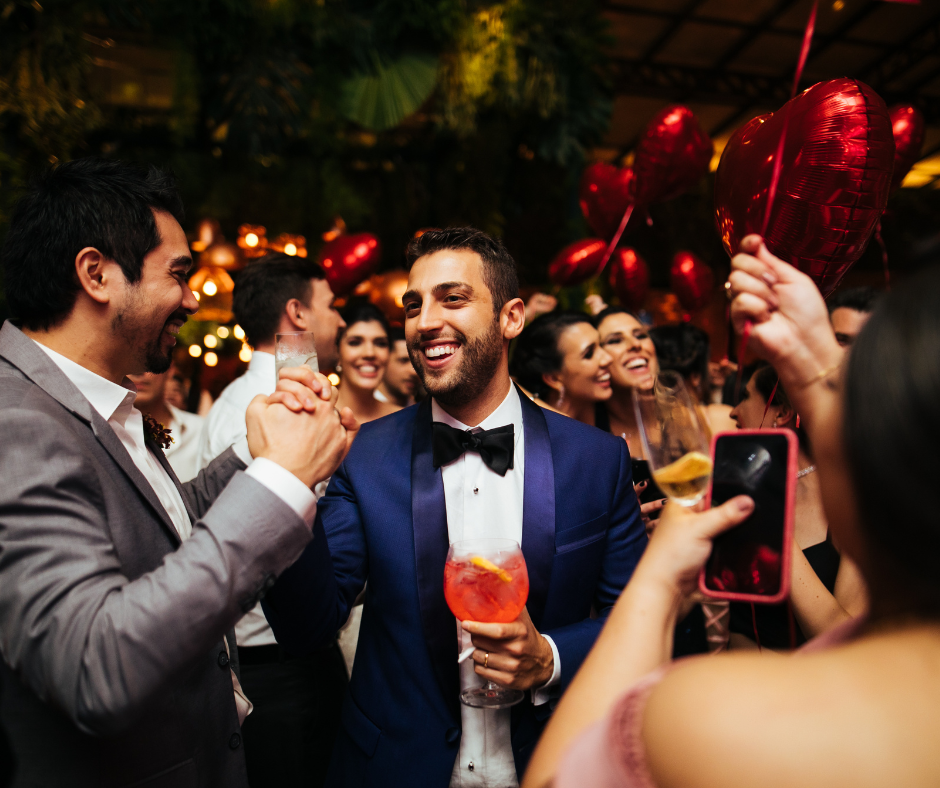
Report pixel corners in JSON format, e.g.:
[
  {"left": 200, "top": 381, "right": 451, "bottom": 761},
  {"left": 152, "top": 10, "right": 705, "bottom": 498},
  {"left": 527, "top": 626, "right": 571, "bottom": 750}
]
[
  {"left": 33, "top": 342, "right": 137, "bottom": 425},
  {"left": 247, "top": 350, "right": 275, "bottom": 378},
  {"left": 431, "top": 383, "right": 523, "bottom": 441}
]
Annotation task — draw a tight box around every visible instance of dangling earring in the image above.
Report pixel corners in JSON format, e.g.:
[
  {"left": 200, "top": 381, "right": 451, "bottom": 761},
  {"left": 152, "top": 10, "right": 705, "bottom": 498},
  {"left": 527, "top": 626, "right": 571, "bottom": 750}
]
[
  {"left": 771, "top": 417, "right": 778, "bottom": 428},
  {"left": 556, "top": 384, "right": 565, "bottom": 409},
  {"left": 335, "top": 363, "right": 343, "bottom": 373}
]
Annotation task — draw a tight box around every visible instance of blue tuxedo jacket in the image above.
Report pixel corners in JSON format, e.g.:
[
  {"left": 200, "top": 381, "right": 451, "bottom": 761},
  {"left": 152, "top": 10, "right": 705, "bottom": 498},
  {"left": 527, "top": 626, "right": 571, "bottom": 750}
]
[{"left": 263, "top": 392, "right": 646, "bottom": 787}]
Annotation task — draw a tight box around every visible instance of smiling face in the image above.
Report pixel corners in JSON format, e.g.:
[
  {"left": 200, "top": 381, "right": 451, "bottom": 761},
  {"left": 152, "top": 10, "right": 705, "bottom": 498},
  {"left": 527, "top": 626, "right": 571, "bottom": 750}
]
[
  {"left": 112, "top": 210, "right": 197, "bottom": 374},
  {"left": 597, "top": 312, "right": 658, "bottom": 392},
  {"left": 403, "top": 248, "right": 516, "bottom": 410},
  {"left": 339, "top": 319, "right": 390, "bottom": 392},
  {"left": 550, "top": 322, "right": 613, "bottom": 405}
]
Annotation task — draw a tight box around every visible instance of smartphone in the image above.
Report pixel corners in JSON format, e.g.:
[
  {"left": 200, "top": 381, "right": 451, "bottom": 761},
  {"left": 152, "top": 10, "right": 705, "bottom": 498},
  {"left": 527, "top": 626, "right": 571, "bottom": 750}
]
[{"left": 699, "top": 429, "right": 797, "bottom": 604}]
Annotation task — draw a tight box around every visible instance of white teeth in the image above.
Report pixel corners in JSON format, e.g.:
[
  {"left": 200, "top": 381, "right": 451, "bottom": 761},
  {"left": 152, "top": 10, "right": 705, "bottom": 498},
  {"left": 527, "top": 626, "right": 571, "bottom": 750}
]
[
  {"left": 360, "top": 365, "right": 376, "bottom": 373},
  {"left": 626, "top": 359, "right": 648, "bottom": 370},
  {"left": 425, "top": 345, "right": 457, "bottom": 358}
]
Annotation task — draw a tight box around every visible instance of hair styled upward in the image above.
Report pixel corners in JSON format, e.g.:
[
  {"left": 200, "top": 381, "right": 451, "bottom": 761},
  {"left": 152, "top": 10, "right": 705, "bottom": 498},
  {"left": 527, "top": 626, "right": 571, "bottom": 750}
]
[
  {"left": 2, "top": 157, "right": 185, "bottom": 331},
  {"left": 405, "top": 227, "right": 519, "bottom": 314},
  {"left": 232, "top": 254, "right": 326, "bottom": 347}
]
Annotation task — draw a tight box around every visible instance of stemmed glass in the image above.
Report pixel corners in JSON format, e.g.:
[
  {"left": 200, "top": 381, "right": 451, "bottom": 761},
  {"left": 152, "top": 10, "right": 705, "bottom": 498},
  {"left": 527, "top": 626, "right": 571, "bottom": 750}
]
[
  {"left": 274, "top": 331, "right": 318, "bottom": 385},
  {"left": 633, "top": 370, "right": 713, "bottom": 507},
  {"left": 444, "top": 538, "right": 529, "bottom": 709}
]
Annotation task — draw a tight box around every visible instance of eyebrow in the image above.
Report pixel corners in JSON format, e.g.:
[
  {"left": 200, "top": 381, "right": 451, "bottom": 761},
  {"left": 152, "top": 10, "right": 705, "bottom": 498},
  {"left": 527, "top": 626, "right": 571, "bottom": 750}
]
[
  {"left": 401, "top": 281, "right": 473, "bottom": 304},
  {"left": 170, "top": 255, "right": 195, "bottom": 275}
]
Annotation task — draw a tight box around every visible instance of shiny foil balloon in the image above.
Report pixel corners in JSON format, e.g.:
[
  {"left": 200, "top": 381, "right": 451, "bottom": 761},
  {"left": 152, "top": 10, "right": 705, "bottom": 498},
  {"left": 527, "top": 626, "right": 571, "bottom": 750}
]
[
  {"left": 715, "top": 78, "right": 894, "bottom": 296},
  {"left": 579, "top": 162, "right": 638, "bottom": 240},
  {"left": 317, "top": 233, "right": 382, "bottom": 296},
  {"left": 634, "top": 106, "right": 713, "bottom": 205},
  {"left": 608, "top": 248, "right": 649, "bottom": 311},
  {"left": 670, "top": 251, "right": 713, "bottom": 312},
  {"left": 888, "top": 104, "right": 925, "bottom": 193},
  {"left": 548, "top": 238, "right": 607, "bottom": 287}
]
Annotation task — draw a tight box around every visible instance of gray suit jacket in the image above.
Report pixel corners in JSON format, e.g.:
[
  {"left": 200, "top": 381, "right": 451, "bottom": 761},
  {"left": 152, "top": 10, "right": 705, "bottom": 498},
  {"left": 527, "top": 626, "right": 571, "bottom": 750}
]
[{"left": 0, "top": 321, "right": 313, "bottom": 787}]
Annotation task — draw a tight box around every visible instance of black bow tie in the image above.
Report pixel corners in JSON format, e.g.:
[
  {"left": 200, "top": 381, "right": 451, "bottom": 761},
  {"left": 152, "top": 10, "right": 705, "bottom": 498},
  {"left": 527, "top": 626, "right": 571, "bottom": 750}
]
[{"left": 432, "top": 423, "right": 515, "bottom": 476}]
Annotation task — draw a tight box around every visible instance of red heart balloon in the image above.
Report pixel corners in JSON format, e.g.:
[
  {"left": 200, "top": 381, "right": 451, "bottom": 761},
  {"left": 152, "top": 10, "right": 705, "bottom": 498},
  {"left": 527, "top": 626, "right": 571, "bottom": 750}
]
[
  {"left": 670, "top": 251, "right": 713, "bottom": 312},
  {"left": 317, "top": 233, "right": 382, "bottom": 296},
  {"left": 548, "top": 238, "right": 607, "bottom": 287},
  {"left": 608, "top": 248, "right": 649, "bottom": 311},
  {"left": 888, "top": 104, "right": 925, "bottom": 193},
  {"left": 714, "top": 78, "right": 894, "bottom": 296},
  {"left": 634, "top": 106, "right": 713, "bottom": 205},
  {"left": 579, "top": 162, "right": 639, "bottom": 240}
]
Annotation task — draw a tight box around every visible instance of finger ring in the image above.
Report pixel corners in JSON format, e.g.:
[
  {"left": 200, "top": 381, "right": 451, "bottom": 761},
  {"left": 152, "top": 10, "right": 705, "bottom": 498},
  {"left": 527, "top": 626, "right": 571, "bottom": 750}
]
[
  {"left": 724, "top": 280, "right": 733, "bottom": 301},
  {"left": 484, "top": 652, "right": 489, "bottom": 669}
]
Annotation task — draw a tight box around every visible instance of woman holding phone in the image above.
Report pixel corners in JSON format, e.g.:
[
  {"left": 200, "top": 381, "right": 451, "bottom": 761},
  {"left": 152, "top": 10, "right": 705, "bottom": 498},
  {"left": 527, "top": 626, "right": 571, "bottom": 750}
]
[{"left": 524, "top": 236, "right": 940, "bottom": 788}]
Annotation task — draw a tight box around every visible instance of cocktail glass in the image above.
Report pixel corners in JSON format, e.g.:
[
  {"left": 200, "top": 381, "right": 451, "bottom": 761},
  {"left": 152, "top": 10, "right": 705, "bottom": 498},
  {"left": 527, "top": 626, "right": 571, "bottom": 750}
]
[{"left": 444, "top": 538, "right": 529, "bottom": 709}]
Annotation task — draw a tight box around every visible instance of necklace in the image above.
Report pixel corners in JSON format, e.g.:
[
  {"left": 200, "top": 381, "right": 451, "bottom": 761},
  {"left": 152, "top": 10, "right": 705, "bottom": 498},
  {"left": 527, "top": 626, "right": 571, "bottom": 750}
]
[{"left": 797, "top": 464, "right": 816, "bottom": 479}]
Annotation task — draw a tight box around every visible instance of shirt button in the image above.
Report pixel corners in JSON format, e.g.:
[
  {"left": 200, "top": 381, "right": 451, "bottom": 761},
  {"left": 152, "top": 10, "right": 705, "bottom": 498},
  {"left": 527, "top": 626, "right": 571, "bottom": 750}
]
[
  {"left": 468, "top": 761, "right": 474, "bottom": 772},
  {"left": 473, "top": 487, "right": 479, "bottom": 494},
  {"left": 229, "top": 733, "right": 241, "bottom": 749},
  {"left": 217, "top": 651, "right": 230, "bottom": 669}
]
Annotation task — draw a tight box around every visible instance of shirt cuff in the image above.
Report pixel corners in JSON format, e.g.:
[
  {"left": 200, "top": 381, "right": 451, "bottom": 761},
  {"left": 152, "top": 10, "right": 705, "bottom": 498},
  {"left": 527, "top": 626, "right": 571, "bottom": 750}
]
[
  {"left": 245, "top": 457, "right": 318, "bottom": 528},
  {"left": 532, "top": 634, "right": 561, "bottom": 706},
  {"left": 232, "top": 436, "right": 253, "bottom": 466}
]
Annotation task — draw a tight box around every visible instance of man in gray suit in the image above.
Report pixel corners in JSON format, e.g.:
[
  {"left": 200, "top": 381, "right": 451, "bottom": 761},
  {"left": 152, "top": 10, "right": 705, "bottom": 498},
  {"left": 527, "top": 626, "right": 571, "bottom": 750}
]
[{"left": 0, "top": 158, "right": 358, "bottom": 787}]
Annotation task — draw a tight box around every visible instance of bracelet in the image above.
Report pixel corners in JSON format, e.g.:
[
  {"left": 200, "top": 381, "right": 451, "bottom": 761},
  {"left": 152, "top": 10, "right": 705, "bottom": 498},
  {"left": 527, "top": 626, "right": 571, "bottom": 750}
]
[{"left": 796, "top": 363, "right": 839, "bottom": 390}]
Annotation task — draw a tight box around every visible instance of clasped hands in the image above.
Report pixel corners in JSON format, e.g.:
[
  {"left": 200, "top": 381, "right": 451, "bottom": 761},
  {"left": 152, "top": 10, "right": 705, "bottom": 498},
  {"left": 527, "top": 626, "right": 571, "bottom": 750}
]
[
  {"left": 245, "top": 367, "right": 359, "bottom": 489},
  {"left": 462, "top": 607, "right": 555, "bottom": 691}
]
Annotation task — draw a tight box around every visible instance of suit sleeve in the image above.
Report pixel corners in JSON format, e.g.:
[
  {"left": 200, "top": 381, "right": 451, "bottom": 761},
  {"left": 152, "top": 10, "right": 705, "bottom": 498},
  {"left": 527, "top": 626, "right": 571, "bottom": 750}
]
[
  {"left": 180, "top": 445, "right": 247, "bottom": 518},
  {"left": 0, "top": 409, "right": 312, "bottom": 737},
  {"left": 542, "top": 438, "right": 646, "bottom": 695},
  {"left": 262, "top": 459, "right": 366, "bottom": 655}
]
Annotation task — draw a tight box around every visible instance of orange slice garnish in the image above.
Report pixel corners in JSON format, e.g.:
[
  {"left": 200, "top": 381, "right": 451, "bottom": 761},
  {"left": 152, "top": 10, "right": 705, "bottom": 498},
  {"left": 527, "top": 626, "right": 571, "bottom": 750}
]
[{"left": 470, "top": 556, "right": 512, "bottom": 583}]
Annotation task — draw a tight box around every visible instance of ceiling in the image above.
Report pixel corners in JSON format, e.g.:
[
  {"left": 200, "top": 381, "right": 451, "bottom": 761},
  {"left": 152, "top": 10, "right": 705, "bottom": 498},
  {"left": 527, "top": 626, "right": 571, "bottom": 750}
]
[{"left": 597, "top": 0, "right": 940, "bottom": 188}]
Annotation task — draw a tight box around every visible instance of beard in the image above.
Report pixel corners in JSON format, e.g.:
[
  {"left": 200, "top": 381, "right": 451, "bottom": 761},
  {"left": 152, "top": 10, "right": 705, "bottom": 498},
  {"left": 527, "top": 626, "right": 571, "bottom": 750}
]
[
  {"left": 113, "top": 295, "right": 184, "bottom": 375},
  {"left": 408, "top": 316, "right": 504, "bottom": 408}
]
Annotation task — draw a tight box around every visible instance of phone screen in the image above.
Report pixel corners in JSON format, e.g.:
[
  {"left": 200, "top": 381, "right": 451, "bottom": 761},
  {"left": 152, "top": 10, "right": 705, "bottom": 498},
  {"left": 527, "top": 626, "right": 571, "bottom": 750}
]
[{"left": 703, "top": 433, "right": 790, "bottom": 597}]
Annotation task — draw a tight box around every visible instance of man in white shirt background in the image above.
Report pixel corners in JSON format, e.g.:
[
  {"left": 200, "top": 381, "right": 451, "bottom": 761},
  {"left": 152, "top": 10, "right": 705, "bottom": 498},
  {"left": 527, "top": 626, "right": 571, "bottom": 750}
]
[
  {"left": 0, "top": 157, "right": 357, "bottom": 787},
  {"left": 197, "top": 252, "right": 348, "bottom": 788},
  {"left": 374, "top": 326, "right": 420, "bottom": 407},
  {"left": 129, "top": 362, "right": 205, "bottom": 482}
]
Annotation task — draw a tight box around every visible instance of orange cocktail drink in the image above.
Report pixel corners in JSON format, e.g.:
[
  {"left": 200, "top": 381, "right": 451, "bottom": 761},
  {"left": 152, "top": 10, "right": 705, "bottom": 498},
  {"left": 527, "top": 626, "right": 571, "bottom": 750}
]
[{"left": 444, "top": 552, "right": 529, "bottom": 623}]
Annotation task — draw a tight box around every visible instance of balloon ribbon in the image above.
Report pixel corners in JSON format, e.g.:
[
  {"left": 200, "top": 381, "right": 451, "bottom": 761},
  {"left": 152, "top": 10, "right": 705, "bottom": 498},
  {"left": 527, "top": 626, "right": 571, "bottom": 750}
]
[{"left": 599, "top": 203, "right": 635, "bottom": 270}]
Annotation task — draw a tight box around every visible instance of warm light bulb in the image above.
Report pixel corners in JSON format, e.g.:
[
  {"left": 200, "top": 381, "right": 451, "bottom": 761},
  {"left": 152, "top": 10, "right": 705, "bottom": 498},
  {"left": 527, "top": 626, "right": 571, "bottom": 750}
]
[
  {"left": 203, "top": 280, "right": 218, "bottom": 296},
  {"left": 188, "top": 344, "right": 202, "bottom": 358},
  {"left": 327, "top": 372, "right": 341, "bottom": 386},
  {"left": 239, "top": 344, "right": 253, "bottom": 362},
  {"left": 217, "top": 326, "right": 230, "bottom": 338},
  {"left": 233, "top": 325, "right": 245, "bottom": 340},
  {"left": 204, "top": 334, "right": 218, "bottom": 348},
  {"left": 245, "top": 232, "right": 259, "bottom": 247},
  {"left": 284, "top": 243, "right": 297, "bottom": 256},
  {"left": 204, "top": 351, "right": 218, "bottom": 367},
  {"left": 193, "top": 290, "right": 201, "bottom": 301}
]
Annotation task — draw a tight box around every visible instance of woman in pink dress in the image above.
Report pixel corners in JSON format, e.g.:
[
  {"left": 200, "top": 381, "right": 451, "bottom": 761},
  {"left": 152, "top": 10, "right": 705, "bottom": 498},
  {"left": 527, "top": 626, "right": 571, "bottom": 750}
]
[{"left": 524, "top": 234, "right": 940, "bottom": 788}]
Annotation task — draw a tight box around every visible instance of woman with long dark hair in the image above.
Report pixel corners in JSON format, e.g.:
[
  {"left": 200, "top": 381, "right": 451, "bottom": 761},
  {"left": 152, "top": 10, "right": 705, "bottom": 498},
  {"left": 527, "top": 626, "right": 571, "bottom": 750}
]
[
  {"left": 335, "top": 302, "right": 400, "bottom": 424},
  {"left": 524, "top": 237, "right": 940, "bottom": 788}
]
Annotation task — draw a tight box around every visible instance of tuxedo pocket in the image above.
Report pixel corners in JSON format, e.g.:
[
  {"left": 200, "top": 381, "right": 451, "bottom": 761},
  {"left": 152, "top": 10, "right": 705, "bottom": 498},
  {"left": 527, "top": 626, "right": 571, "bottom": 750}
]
[
  {"left": 341, "top": 694, "right": 382, "bottom": 758},
  {"left": 554, "top": 514, "right": 607, "bottom": 555}
]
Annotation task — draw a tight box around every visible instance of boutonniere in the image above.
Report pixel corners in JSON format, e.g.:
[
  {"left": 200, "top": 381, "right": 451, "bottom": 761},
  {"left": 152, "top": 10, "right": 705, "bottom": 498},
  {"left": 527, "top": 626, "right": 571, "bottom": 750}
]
[{"left": 143, "top": 413, "right": 174, "bottom": 450}]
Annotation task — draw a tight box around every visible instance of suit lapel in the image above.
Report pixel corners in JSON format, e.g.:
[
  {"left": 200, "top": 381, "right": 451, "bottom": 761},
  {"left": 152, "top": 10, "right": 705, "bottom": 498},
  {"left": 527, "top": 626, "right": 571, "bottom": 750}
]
[
  {"left": 411, "top": 398, "right": 461, "bottom": 723},
  {"left": 150, "top": 440, "right": 196, "bottom": 524},
  {"left": 0, "top": 322, "right": 182, "bottom": 547},
  {"left": 519, "top": 390, "right": 555, "bottom": 630}
]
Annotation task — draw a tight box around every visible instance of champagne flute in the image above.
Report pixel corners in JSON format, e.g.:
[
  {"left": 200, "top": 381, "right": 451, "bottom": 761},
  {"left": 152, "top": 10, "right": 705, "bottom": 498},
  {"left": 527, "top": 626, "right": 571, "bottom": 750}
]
[
  {"left": 274, "top": 331, "right": 318, "bottom": 385},
  {"left": 633, "top": 370, "right": 712, "bottom": 507},
  {"left": 444, "top": 538, "right": 529, "bottom": 709}
]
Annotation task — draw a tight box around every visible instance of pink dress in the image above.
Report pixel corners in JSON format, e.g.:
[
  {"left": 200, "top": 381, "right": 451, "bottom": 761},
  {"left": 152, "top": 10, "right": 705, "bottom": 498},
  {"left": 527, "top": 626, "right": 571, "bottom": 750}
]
[{"left": 554, "top": 617, "right": 866, "bottom": 788}]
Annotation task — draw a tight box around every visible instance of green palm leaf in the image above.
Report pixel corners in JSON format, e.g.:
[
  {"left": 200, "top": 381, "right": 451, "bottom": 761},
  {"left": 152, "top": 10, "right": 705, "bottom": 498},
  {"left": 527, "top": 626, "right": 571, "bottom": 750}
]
[{"left": 341, "top": 53, "right": 439, "bottom": 131}]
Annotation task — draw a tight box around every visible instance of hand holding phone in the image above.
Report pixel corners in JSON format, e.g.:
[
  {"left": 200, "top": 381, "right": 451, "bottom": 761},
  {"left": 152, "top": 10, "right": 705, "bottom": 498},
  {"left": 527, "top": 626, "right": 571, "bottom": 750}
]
[{"left": 700, "top": 430, "right": 797, "bottom": 604}]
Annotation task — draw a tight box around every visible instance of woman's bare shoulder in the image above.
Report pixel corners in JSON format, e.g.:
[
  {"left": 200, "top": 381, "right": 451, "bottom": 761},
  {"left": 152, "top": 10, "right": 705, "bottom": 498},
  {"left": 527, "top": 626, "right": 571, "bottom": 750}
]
[{"left": 641, "top": 633, "right": 940, "bottom": 788}]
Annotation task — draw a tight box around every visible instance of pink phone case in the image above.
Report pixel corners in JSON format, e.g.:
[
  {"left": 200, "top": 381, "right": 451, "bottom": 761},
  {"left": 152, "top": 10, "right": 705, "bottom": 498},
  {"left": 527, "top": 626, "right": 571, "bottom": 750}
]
[{"left": 698, "top": 428, "right": 798, "bottom": 604}]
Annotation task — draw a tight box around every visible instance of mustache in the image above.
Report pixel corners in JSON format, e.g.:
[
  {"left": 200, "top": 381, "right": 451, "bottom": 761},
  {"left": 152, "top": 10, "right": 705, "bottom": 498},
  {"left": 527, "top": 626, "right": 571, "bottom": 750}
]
[
  {"left": 407, "top": 329, "right": 467, "bottom": 354},
  {"left": 164, "top": 311, "right": 189, "bottom": 329}
]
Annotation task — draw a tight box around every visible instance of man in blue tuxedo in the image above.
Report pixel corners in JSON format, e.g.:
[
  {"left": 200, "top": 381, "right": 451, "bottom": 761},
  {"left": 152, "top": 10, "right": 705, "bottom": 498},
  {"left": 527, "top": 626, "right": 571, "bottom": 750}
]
[{"left": 263, "top": 228, "right": 647, "bottom": 787}]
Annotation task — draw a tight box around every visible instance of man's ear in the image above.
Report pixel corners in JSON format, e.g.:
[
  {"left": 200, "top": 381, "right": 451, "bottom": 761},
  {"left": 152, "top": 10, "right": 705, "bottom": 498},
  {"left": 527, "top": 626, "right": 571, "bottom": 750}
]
[
  {"left": 501, "top": 297, "right": 526, "bottom": 340},
  {"left": 284, "top": 298, "right": 309, "bottom": 331},
  {"left": 75, "top": 247, "right": 114, "bottom": 305}
]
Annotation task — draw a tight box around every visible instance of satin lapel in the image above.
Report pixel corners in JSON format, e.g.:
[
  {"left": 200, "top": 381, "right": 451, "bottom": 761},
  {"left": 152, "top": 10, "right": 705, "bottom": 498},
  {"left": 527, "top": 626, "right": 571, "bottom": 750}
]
[
  {"left": 89, "top": 411, "right": 182, "bottom": 547},
  {"left": 411, "top": 398, "right": 460, "bottom": 724},
  {"left": 519, "top": 389, "right": 555, "bottom": 630}
]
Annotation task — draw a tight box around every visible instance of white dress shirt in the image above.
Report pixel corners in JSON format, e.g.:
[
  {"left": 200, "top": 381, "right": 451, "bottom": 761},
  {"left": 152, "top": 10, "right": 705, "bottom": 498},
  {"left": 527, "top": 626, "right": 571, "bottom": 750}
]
[
  {"left": 164, "top": 404, "right": 205, "bottom": 483},
  {"left": 435, "top": 385, "right": 560, "bottom": 788},
  {"left": 196, "top": 350, "right": 282, "bottom": 647}
]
